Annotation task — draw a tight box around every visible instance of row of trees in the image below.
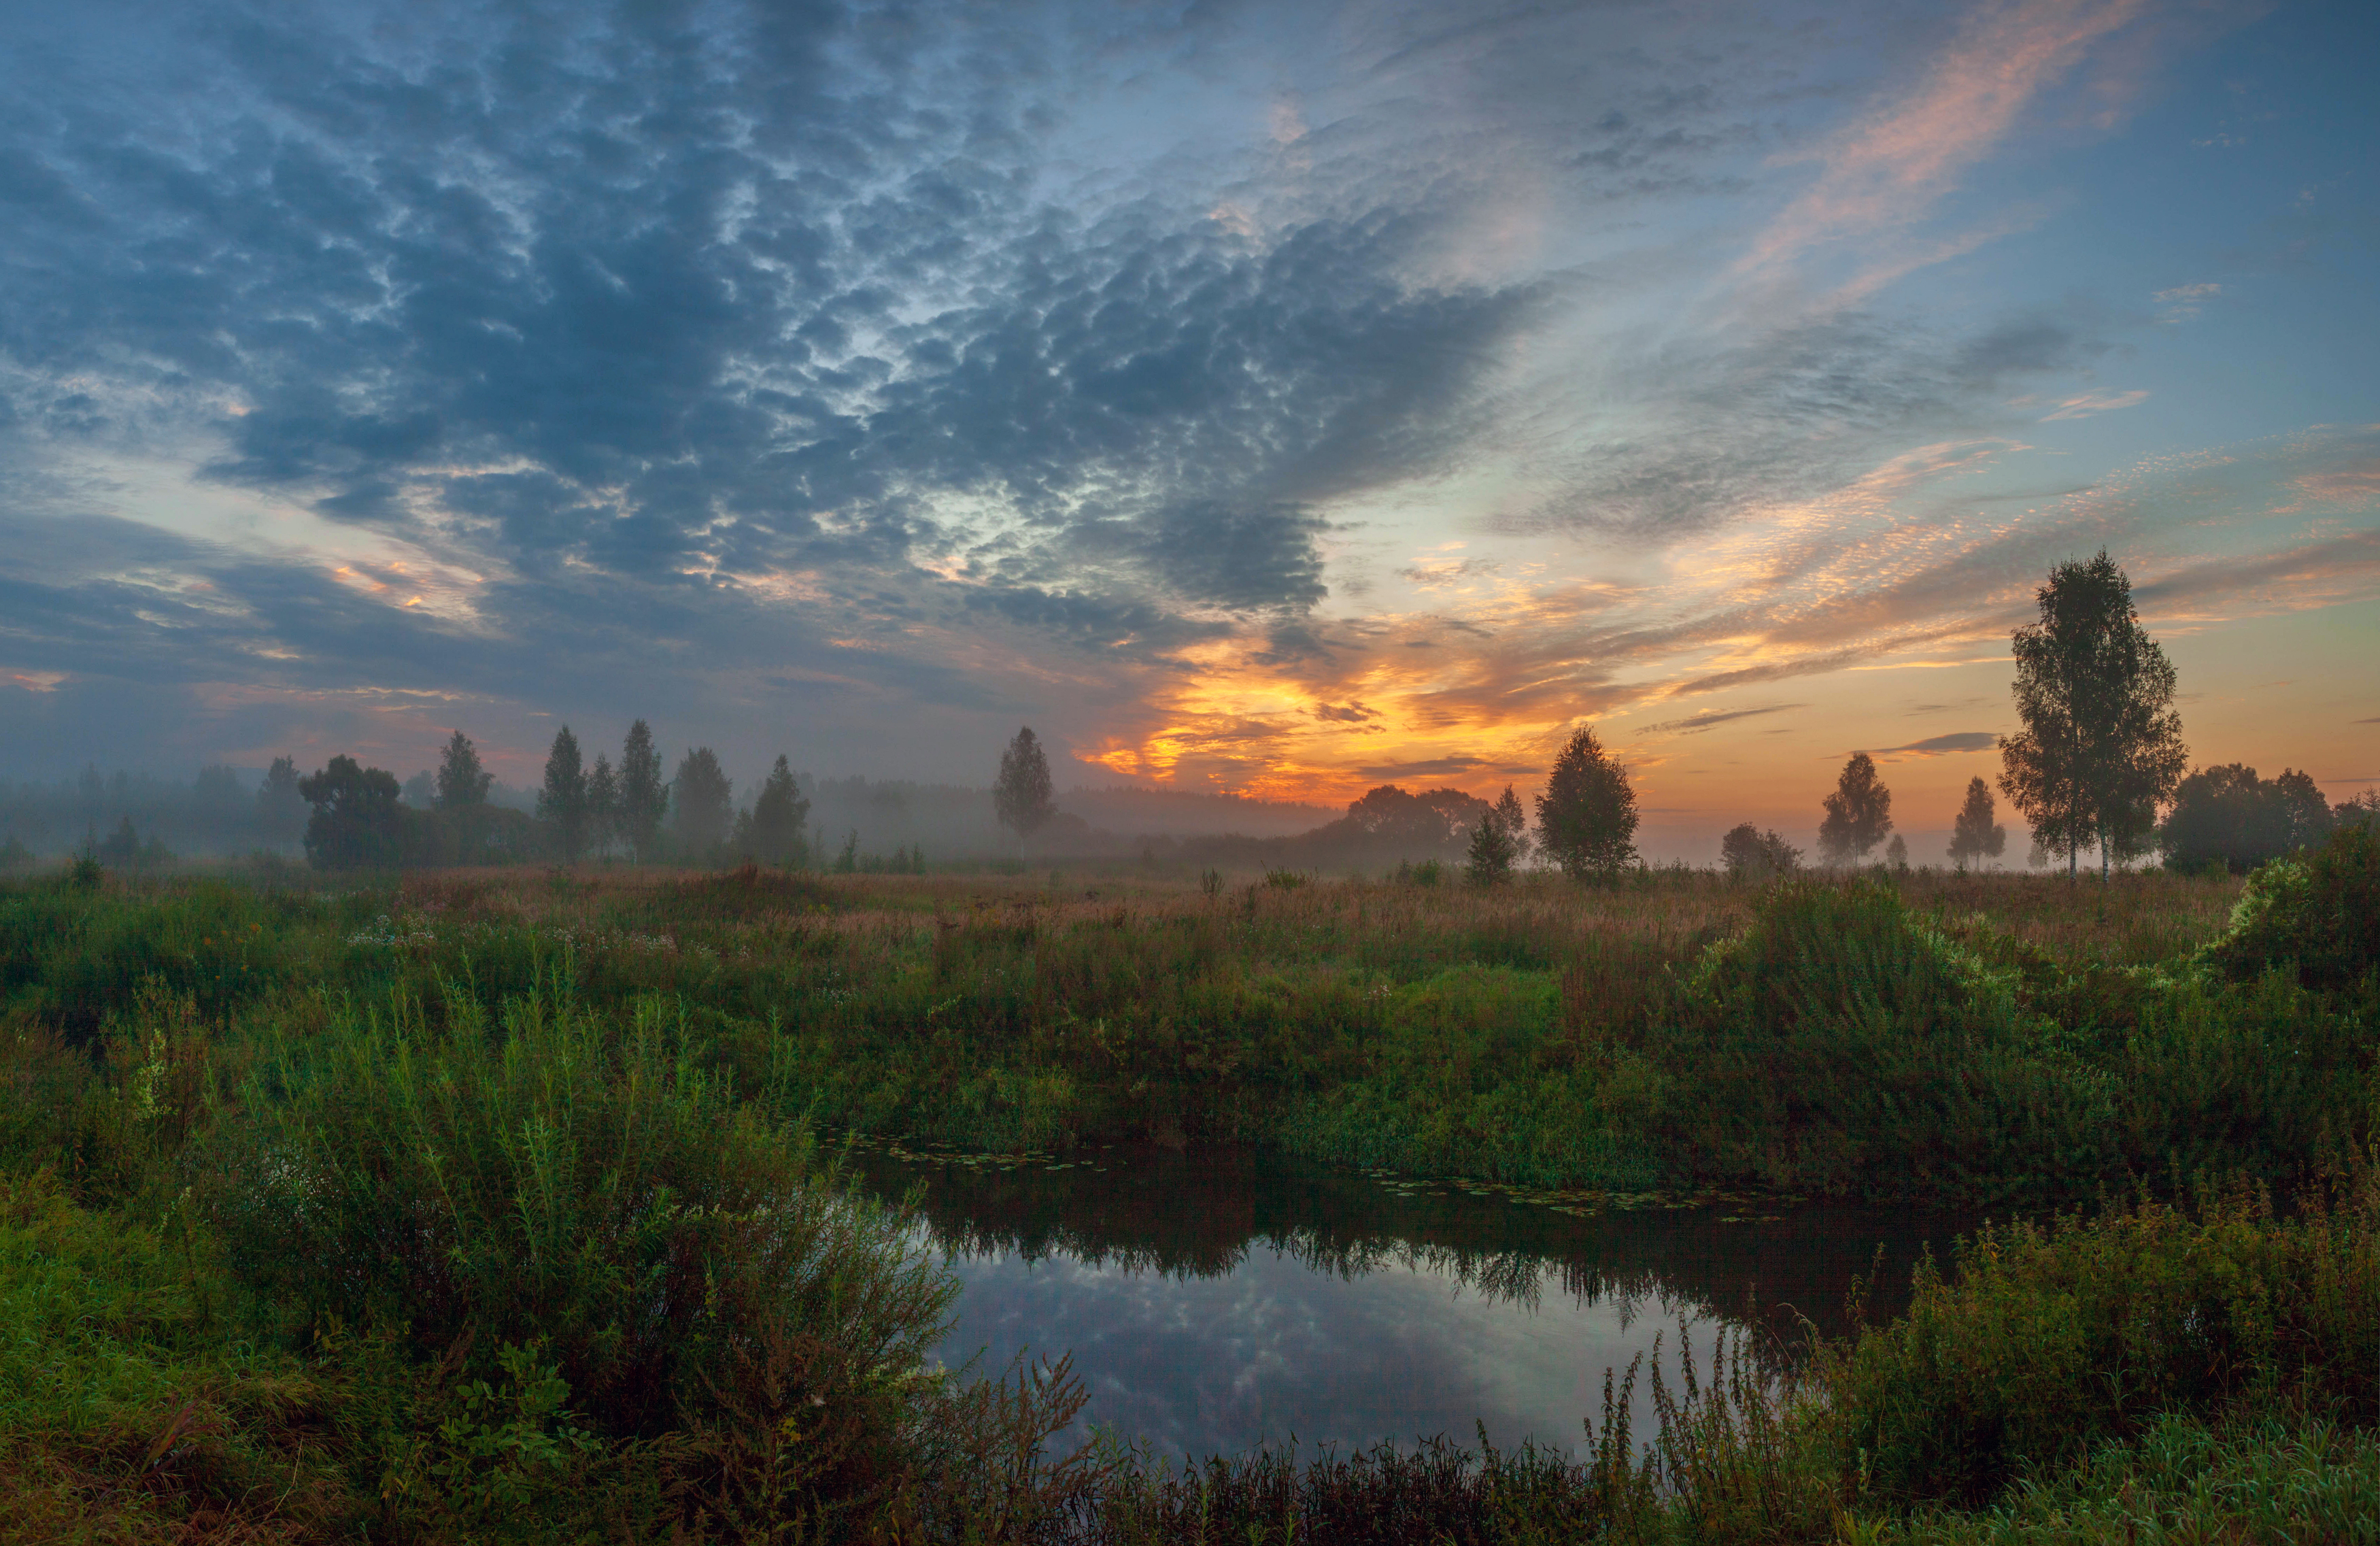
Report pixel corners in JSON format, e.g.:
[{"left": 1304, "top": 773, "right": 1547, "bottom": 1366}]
[
  {"left": 292, "top": 721, "right": 819, "bottom": 870},
  {"left": 1720, "top": 552, "right": 2360, "bottom": 878},
  {"left": 1719, "top": 768, "right": 2008, "bottom": 877}
]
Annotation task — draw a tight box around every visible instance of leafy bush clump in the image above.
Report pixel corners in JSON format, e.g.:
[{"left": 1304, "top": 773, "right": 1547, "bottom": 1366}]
[
  {"left": 1684, "top": 877, "right": 2016, "bottom": 1041},
  {"left": 1815, "top": 1177, "right": 2380, "bottom": 1507},
  {"left": 2207, "top": 822, "right": 2380, "bottom": 991},
  {"left": 1654, "top": 879, "right": 2090, "bottom": 1196},
  {"left": 207, "top": 975, "right": 964, "bottom": 1530}
]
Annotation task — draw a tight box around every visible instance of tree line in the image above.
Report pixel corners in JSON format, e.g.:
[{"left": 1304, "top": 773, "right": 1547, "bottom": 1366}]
[
  {"left": 8, "top": 552, "right": 2366, "bottom": 878},
  {"left": 1716, "top": 551, "right": 2374, "bottom": 878},
  {"left": 290, "top": 722, "right": 817, "bottom": 871}
]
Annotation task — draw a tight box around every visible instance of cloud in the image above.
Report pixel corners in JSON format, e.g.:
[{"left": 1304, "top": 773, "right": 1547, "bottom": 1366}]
[
  {"left": 1353, "top": 757, "right": 1490, "bottom": 780},
  {"left": 1397, "top": 558, "right": 1501, "bottom": 588},
  {"left": 2041, "top": 390, "right": 2149, "bottom": 421},
  {"left": 1740, "top": 0, "right": 2150, "bottom": 285},
  {"left": 1638, "top": 703, "right": 1804, "bottom": 737},
  {"left": 2154, "top": 282, "right": 2222, "bottom": 322},
  {"left": 1863, "top": 731, "right": 1999, "bottom": 757},
  {"left": 0, "top": 0, "right": 2356, "bottom": 809}
]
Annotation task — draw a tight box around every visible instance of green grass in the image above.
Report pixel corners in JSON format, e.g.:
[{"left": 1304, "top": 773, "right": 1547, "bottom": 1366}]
[{"left": 0, "top": 833, "right": 2370, "bottom": 1540}]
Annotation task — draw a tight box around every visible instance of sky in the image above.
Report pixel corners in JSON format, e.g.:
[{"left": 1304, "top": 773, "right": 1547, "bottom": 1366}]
[{"left": 1, "top": 0, "right": 2375, "bottom": 859}]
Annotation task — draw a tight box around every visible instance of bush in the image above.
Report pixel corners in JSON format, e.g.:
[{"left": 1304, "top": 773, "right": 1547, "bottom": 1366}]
[
  {"left": 1661, "top": 879, "right": 2084, "bottom": 1196},
  {"left": 207, "top": 975, "right": 964, "bottom": 1530},
  {"left": 2206, "top": 823, "right": 2380, "bottom": 991},
  {"left": 1814, "top": 1178, "right": 2380, "bottom": 1507}
]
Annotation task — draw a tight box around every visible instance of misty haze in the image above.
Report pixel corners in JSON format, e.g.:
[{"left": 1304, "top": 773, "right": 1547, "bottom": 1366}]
[{"left": 2, "top": 0, "right": 2375, "bottom": 1540}]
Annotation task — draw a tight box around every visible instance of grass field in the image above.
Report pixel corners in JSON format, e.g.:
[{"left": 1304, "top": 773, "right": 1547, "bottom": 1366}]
[{"left": 0, "top": 828, "right": 2373, "bottom": 1541}]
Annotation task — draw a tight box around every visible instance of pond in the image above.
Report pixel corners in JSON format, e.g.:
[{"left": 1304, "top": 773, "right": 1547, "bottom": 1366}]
[{"left": 847, "top": 1141, "right": 1978, "bottom": 1462}]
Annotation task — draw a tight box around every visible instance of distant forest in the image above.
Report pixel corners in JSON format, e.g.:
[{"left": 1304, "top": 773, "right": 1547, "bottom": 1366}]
[{"left": 0, "top": 756, "right": 1354, "bottom": 871}]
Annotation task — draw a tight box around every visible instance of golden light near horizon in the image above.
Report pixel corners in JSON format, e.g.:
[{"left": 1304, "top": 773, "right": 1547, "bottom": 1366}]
[{"left": 0, "top": 0, "right": 2370, "bottom": 865}]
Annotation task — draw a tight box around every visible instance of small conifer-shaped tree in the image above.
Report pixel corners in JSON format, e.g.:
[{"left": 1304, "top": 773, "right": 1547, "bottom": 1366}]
[
  {"left": 1465, "top": 809, "right": 1517, "bottom": 885},
  {"left": 993, "top": 726, "right": 1056, "bottom": 844},
  {"left": 1947, "top": 776, "right": 2007, "bottom": 871},
  {"left": 538, "top": 726, "right": 589, "bottom": 862},
  {"left": 619, "top": 720, "right": 668, "bottom": 862},
  {"left": 749, "top": 756, "right": 811, "bottom": 865},
  {"left": 585, "top": 754, "right": 621, "bottom": 860}
]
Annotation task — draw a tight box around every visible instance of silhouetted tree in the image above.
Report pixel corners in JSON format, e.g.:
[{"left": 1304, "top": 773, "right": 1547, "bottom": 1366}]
[
  {"left": 1720, "top": 822, "right": 1800, "bottom": 877},
  {"left": 2274, "top": 769, "right": 2335, "bottom": 847},
  {"left": 585, "top": 754, "right": 621, "bottom": 859},
  {"left": 435, "top": 730, "right": 493, "bottom": 811},
  {"left": 299, "top": 756, "right": 403, "bottom": 869},
  {"left": 1818, "top": 752, "right": 1892, "bottom": 864},
  {"left": 993, "top": 726, "right": 1056, "bottom": 843},
  {"left": 1948, "top": 776, "right": 2007, "bottom": 871},
  {"left": 670, "top": 747, "right": 733, "bottom": 857},
  {"left": 538, "top": 726, "right": 589, "bottom": 862},
  {"left": 1884, "top": 833, "right": 1909, "bottom": 870},
  {"left": 192, "top": 764, "right": 246, "bottom": 820},
  {"left": 2160, "top": 763, "right": 2335, "bottom": 872},
  {"left": 1464, "top": 808, "right": 1517, "bottom": 886},
  {"left": 97, "top": 816, "right": 141, "bottom": 867},
  {"left": 1999, "top": 551, "right": 2187, "bottom": 879},
  {"left": 1490, "top": 785, "right": 1531, "bottom": 867},
  {"left": 2337, "top": 790, "right": 2380, "bottom": 833},
  {"left": 1535, "top": 726, "right": 1637, "bottom": 880},
  {"left": 256, "top": 755, "right": 306, "bottom": 845},
  {"left": 748, "top": 755, "right": 811, "bottom": 865},
  {"left": 1345, "top": 785, "right": 1491, "bottom": 854},
  {"left": 619, "top": 720, "right": 667, "bottom": 862}
]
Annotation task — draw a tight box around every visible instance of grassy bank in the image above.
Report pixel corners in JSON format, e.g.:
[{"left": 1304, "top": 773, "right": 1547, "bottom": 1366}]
[
  {"left": 3, "top": 847, "right": 2363, "bottom": 1202},
  {"left": 0, "top": 827, "right": 2372, "bottom": 1539}
]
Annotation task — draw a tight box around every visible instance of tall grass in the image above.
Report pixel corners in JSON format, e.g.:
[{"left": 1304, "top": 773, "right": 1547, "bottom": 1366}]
[
  {"left": 0, "top": 833, "right": 2370, "bottom": 1539},
  {"left": 203, "top": 969, "right": 987, "bottom": 1536}
]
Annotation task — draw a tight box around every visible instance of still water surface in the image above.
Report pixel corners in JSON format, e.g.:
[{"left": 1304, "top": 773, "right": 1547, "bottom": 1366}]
[{"left": 849, "top": 1143, "right": 1975, "bottom": 1460}]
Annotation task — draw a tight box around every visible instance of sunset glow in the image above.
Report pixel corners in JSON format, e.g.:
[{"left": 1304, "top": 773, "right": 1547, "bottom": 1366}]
[{"left": 1, "top": 0, "right": 2373, "bottom": 858}]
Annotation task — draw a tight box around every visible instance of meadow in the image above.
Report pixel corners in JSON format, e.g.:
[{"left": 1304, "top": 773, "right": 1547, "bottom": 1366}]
[{"left": 0, "top": 828, "right": 2373, "bottom": 1541}]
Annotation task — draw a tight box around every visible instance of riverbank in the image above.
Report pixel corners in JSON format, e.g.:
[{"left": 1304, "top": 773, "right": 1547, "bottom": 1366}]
[
  {"left": 0, "top": 829, "right": 2371, "bottom": 1539},
  {"left": 5, "top": 854, "right": 2348, "bottom": 1203}
]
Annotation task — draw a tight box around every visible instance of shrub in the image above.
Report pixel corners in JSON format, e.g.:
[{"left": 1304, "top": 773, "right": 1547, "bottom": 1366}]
[
  {"left": 1814, "top": 1179, "right": 2380, "bottom": 1506},
  {"left": 1682, "top": 877, "right": 2015, "bottom": 1045},
  {"left": 1663, "top": 879, "right": 2079, "bottom": 1196},
  {"left": 207, "top": 976, "right": 962, "bottom": 1529},
  {"left": 2206, "top": 823, "right": 2380, "bottom": 991}
]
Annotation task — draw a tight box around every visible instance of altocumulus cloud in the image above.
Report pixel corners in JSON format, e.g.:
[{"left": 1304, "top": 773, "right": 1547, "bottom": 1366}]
[
  {"left": 0, "top": 1, "right": 1543, "bottom": 749},
  {"left": 0, "top": 0, "right": 2363, "bottom": 796}
]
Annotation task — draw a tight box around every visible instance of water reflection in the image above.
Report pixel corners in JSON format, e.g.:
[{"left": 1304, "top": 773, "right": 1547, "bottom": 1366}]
[{"left": 846, "top": 1143, "right": 1973, "bottom": 1460}]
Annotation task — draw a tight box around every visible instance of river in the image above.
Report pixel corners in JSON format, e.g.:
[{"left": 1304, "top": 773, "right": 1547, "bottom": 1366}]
[{"left": 847, "top": 1140, "right": 1977, "bottom": 1462}]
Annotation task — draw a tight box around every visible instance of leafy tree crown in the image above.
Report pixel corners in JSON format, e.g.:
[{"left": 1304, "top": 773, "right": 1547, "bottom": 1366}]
[
  {"left": 1998, "top": 550, "right": 2186, "bottom": 876},
  {"left": 1818, "top": 752, "right": 1892, "bottom": 864},
  {"left": 1534, "top": 725, "right": 1638, "bottom": 879},
  {"left": 435, "top": 730, "right": 493, "bottom": 811},
  {"left": 993, "top": 727, "right": 1057, "bottom": 840}
]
